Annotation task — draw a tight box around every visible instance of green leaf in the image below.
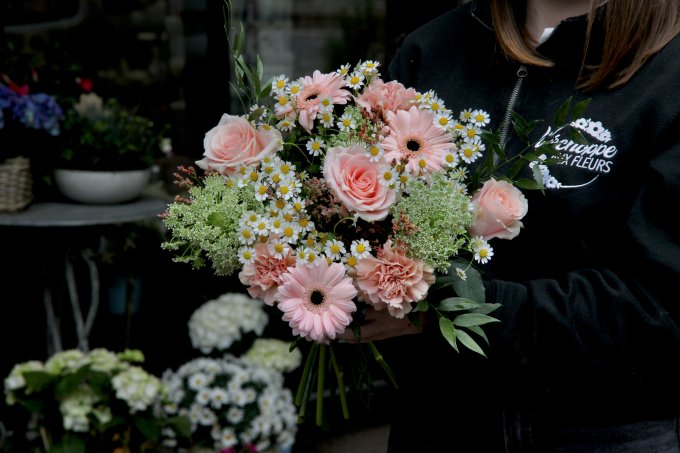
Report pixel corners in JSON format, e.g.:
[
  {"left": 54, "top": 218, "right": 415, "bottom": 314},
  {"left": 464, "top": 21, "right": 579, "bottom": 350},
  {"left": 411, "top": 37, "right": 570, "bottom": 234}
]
[
  {"left": 473, "top": 303, "right": 502, "bottom": 316},
  {"left": 207, "top": 212, "right": 228, "bottom": 228},
  {"left": 165, "top": 415, "right": 193, "bottom": 439},
  {"left": 554, "top": 96, "right": 572, "bottom": 126},
  {"left": 51, "top": 435, "right": 87, "bottom": 453},
  {"left": 437, "top": 297, "right": 483, "bottom": 312},
  {"left": 22, "top": 370, "right": 56, "bottom": 392},
  {"left": 438, "top": 317, "right": 459, "bottom": 352},
  {"left": 507, "top": 157, "right": 526, "bottom": 180},
  {"left": 456, "top": 329, "right": 486, "bottom": 357},
  {"left": 449, "top": 261, "right": 485, "bottom": 303},
  {"left": 531, "top": 164, "right": 545, "bottom": 190},
  {"left": 570, "top": 128, "right": 589, "bottom": 145},
  {"left": 514, "top": 178, "right": 542, "bottom": 190},
  {"left": 134, "top": 415, "right": 161, "bottom": 443},
  {"left": 572, "top": 98, "right": 591, "bottom": 119},
  {"left": 467, "top": 325, "right": 490, "bottom": 345},
  {"left": 452, "top": 313, "right": 501, "bottom": 328},
  {"left": 412, "top": 299, "right": 429, "bottom": 312}
]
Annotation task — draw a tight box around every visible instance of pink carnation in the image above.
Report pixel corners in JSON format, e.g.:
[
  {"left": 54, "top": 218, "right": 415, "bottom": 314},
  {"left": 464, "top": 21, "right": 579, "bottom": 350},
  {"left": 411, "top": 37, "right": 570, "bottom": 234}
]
[
  {"left": 355, "top": 79, "right": 417, "bottom": 122},
  {"left": 354, "top": 240, "right": 435, "bottom": 318},
  {"left": 238, "top": 243, "right": 296, "bottom": 306}
]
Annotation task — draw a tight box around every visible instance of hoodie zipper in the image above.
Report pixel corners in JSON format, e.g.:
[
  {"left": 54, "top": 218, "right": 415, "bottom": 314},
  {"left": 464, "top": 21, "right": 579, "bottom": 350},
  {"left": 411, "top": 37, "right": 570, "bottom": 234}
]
[{"left": 499, "top": 65, "right": 528, "bottom": 150}]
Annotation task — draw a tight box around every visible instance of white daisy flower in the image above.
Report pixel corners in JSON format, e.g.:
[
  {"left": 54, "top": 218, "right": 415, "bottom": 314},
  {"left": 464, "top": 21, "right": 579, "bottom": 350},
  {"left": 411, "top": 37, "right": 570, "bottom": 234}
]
[
  {"left": 324, "top": 239, "right": 346, "bottom": 261},
  {"left": 337, "top": 113, "right": 356, "bottom": 132},
  {"left": 434, "top": 111, "right": 453, "bottom": 130},
  {"left": 237, "top": 246, "right": 256, "bottom": 265},
  {"left": 471, "top": 237, "right": 494, "bottom": 264},
  {"left": 269, "top": 240, "right": 291, "bottom": 260},
  {"left": 271, "top": 75, "right": 289, "bottom": 94},
  {"left": 276, "top": 118, "right": 295, "bottom": 132},
  {"left": 459, "top": 109, "right": 473, "bottom": 122},
  {"left": 350, "top": 239, "right": 372, "bottom": 259},
  {"left": 366, "top": 143, "right": 383, "bottom": 162},
  {"left": 317, "top": 111, "right": 334, "bottom": 128},
  {"left": 238, "top": 225, "right": 256, "bottom": 245},
  {"left": 336, "top": 63, "right": 351, "bottom": 77},
  {"left": 379, "top": 167, "right": 397, "bottom": 187},
  {"left": 345, "top": 72, "right": 365, "bottom": 90},
  {"left": 471, "top": 109, "right": 491, "bottom": 127}
]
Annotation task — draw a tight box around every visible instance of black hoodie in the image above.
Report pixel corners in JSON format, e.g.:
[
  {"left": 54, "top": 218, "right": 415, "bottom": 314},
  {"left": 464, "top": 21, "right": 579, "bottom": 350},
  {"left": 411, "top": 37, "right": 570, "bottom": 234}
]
[{"left": 383, "top": 1, "right": 680, "bottom": 451}]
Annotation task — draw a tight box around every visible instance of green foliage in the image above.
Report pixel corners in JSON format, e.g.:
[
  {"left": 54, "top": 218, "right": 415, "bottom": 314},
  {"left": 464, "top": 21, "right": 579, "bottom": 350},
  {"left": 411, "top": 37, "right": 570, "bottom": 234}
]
[{"left": 59, "top": 94, "right": 167, "bottom": 170}]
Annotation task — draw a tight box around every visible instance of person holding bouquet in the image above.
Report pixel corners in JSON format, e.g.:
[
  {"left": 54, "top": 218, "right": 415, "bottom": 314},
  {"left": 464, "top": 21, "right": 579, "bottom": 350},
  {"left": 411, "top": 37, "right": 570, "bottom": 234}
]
[{"left": 339, "top": 0, "right": 680, "bottom": 451}]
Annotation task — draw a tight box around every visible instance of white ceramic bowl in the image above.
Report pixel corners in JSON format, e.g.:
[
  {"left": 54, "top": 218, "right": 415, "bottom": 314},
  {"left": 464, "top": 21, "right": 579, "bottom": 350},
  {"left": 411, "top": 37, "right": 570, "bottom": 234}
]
[{"left": 54, "top": 168, "right": 151, "bottom": 204}]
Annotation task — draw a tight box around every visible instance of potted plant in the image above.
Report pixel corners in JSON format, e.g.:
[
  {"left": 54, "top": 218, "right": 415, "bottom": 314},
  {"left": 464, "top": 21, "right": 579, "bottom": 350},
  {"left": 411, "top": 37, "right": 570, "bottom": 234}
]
[{"left": 53, "top": 90, "right": 169, "bottom": 204}]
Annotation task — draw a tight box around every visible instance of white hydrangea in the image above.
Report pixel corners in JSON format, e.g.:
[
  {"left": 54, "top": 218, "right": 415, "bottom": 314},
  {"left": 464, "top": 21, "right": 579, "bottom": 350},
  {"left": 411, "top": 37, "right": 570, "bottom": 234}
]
[
  {"left": 160, "top": 355, "right": 298, "bottom": 451},
  {"left": 244, "top": 338, "right": 303, "bottom": 373},
  {"left": 111, "top": 366, "right": 165, "bottom": 413},
  {"left": 188, "top": 292, "right": 269, "bottom": 354}
]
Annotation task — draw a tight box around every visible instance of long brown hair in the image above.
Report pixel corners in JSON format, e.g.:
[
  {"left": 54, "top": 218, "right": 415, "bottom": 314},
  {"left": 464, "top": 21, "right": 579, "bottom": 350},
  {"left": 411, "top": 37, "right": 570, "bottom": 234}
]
[{"left": 488, "top": 0, "right": 680, "bottom": 91}]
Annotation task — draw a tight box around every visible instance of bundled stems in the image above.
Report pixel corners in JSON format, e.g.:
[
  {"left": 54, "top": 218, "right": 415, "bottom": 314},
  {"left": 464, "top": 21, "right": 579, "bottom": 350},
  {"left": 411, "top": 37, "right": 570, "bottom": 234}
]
[
  {"left": 316, "top": 344, "right": 326, "bottom": 426},
  {"left": 329, "top": 345, "right": 350, "bottom": 419}
]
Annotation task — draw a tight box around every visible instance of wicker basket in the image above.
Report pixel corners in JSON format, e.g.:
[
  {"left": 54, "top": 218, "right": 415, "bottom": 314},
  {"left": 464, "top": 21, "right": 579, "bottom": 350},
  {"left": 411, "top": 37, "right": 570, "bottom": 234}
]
[{"left": 0, "top": 156, "right": 33, "bottom": 212}]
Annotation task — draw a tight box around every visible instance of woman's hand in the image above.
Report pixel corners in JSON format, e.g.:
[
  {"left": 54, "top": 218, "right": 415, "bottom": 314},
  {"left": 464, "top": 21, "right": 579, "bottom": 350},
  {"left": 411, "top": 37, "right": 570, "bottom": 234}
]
[{"left": 336, "top": 307, "right": 423, "bottom": 343}]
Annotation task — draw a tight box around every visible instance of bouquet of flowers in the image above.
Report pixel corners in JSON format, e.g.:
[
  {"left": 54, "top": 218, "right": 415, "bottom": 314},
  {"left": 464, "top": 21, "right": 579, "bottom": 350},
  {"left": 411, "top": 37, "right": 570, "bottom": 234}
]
[
  {"left": 160, "top": 0, "right": 582, "bottom": 427},
  {"left": 159, "top": 355, "right": 299, "bottom": 452},
  {"left": 3, "top": 348, "right": 190, "bottom": 452}
]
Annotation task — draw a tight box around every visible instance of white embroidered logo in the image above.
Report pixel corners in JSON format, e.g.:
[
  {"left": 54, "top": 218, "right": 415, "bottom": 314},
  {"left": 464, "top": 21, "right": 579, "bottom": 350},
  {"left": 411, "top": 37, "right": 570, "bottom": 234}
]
[{"left": 533, "top": 118, "right": 615, "bottom": 189}]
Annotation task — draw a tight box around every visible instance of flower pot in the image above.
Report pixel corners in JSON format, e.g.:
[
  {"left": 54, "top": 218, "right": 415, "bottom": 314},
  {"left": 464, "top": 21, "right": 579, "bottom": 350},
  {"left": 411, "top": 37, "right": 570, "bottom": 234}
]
[{"left": 54, "top": 168, "right": 151, "bottom": 204}]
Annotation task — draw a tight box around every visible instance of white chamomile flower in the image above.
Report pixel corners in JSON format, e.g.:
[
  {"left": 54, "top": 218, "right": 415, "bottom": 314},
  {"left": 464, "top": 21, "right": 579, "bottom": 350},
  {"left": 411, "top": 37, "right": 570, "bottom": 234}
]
[
  {"left": 276, "top": 118, "right": 295, "bottom": 132},
  {"left": 464, "top": 124, "right": 481, "bottom": 141},
  {"left": 254, "top": 182, "right": 270, "bottom": 201},
  {"left": 269, "top": 240, "right": 291, "bottom": 260},
  {"left": 276, "top": 184, "right": 294, "bottom": 200},
  {"left": 272, "top": 75, "right": 289, "bottom": 93},
  {"left": 460, "top": 109, "right": 474, "bottom": 122},
  {"left": 290, "top": 197, "right": 306, "bottom": 214},
  {"left": 303, "top": 248, "right": 322, "bottom": 266},
  {"left": 346, "top": 72, "right": 365, "bottom": 90},
  {"left": 471, "top": 109, "right": 491, "bottom": 127},
  {"left": 379, "top": 166, "right": 397, "bottom": 187},
  {"left": 274, "top": 93, "right": 290, "bottom": 108},
  {"left": 350, "top": 239, "right": 372, "bottom": 259},
  {"left": 472, "top": 237, "right": 494, "bottom": 264},
  {"left": 295, "top": 248, "right": 307, "bottom": 266},
  {"left": 280, "top": 223, "right": 300, "bottom": 243},
  {"left": 278, "top": 161, "right": 295, "bottom": 178},
  {"left": 336, "top": 63, "right": 351, "bottom": 77},
  {"left": 317, "top": 111, "right": 334, "bottom": 128},
  {"left": 443, "top": 148, "right": 460, "bottom": 168},
  {"left": 459, "top": 142, "right": 482, "bottom": 164},
  {"left": 238, "top": 225, "right": 256, "bottom": 245},
  {"left": 366, "top": 143, "right": 383, "bottom": 162},
  {"left": 238, "top": 246, "right": 256, "bottom": 265},
  {"left": 434, "top": 111, "right": 453, "bottom": 130},
  {"left": 268, "top": 216, "right": 283, "bottom": 235},
  {"left": 297, "top": 216, "right": 314, "bottom": 232},
  {"left": 306, "top": 137, "right": 325, "bottom": 156},
  {"left": 456, "top": 267, "right": 468, "bottom": 281},
  {"left": 242, "top": 211, "right": 259, "bottom": 226},
  {"left": 252, "top": 216, "right": 271, "bottom": 236},
  {"left": 324, "top": 239, "right": 346, "bottom": 261},
  {"left": 318, "top": 97, "right": 334, "bottom": 112},
  {"left": 451, "top": 121, "right": 466, "bottom": 137},
  {"left": 337, "top": 114, "right": 356, "bottom": 132},
  {"left": 359, "top": 60, "right": 380, "bottom": 76},
  {"left": 342, "top": 253, "right": 359, "bottom": 270},
  {"left": 287, "top": 79, "right": 303, "bottom": 97},
  {"left": 425, "top": 96, "right": 445, "bottom": 113}
]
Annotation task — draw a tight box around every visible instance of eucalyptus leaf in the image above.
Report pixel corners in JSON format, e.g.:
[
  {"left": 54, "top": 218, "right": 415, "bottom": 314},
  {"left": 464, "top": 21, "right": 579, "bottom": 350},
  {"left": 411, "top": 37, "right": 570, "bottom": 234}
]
[
  {"left": 449, "top": 261, "right": 485, "bottom": 303},
  {"left": 467, "top": 325, "right": 490, "bottom": 345},
  {"left": 412, "top": 300, "right": 429, "bottom": 313}
]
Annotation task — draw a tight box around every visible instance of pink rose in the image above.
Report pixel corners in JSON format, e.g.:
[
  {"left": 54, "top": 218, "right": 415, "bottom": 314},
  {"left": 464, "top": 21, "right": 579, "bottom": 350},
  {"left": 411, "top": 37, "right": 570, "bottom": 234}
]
[
  {"left": 322, "top": 145, "right": 397, "bottom": 222},
  {"left": 238, "top": 243, "right": 296, "bottom": 305},
  {"left": 469, "top": 178, "right": 528, "bottom": 240},
  {"left": 355, "top": 79, "right": 417, "bottom": 122},
  {"left": 354, "top": 240, "right": 435, "bottom": 319},
  {"left": 196, "top": 113, "right": 281, "bottom": 175}
]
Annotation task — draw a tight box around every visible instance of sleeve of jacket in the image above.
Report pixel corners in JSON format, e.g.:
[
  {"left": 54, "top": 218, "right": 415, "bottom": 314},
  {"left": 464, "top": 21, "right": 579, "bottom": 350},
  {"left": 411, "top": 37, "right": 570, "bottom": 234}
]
[{"left": 485, "top": 134, "right": 680, "bottom": 385}]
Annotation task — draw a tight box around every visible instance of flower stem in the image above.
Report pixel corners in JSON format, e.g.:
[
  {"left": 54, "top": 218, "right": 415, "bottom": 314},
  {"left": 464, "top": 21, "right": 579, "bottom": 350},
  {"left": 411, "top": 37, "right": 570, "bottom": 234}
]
[
  {"left": 316, "top": 344, "right": 327, "bottom": 426},
  {"left": 329, "top": 345, "right": 349, "bottom": 419},
  {"left": 295, "top": 342, "right": 318, "bottom": 407},
  {"left": 368, "top": 341, "right": 399, "bottom": 389}
]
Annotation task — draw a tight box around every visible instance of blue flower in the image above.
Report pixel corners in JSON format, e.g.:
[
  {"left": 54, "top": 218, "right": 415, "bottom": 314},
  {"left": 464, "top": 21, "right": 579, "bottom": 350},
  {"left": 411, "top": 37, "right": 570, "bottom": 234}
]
[{"left": 0, "top": 83, "right": 62, "bottom": 136}]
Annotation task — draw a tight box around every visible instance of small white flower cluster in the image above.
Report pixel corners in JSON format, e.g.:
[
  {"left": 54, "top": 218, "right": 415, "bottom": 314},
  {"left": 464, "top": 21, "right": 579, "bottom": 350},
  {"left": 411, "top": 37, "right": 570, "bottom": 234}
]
[
  {"left": 111, "top": 365, "right": 165, "bottom": 413},
  {"left": 160, "top": 355, "right": 298, "bottom": 452},
  {"left": 244, "top": 338, "right": 303, "bottom": 374},
  {"left": 4, "top": 348, "right": 166, "bottom": 434},
  {"left": 188, "top": 292, "right": 269, "bottom": 354}
]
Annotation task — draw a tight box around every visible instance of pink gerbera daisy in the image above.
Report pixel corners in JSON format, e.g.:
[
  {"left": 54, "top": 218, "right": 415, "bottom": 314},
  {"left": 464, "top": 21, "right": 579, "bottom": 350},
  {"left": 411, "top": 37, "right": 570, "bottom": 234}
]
[
  {"left": 276, "top": 260, "right": 357, "bottom": 343},
  {"left": 381, "top": 105, "right": 454, "bottom": 175},
  {"left": 290, "top": 70, "right": 351, "bottom": 132}
]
